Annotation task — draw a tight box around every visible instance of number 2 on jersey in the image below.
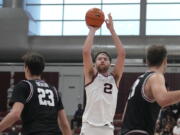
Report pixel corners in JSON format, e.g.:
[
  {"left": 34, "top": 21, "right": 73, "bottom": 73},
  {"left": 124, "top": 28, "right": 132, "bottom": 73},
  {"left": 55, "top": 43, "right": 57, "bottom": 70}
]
[
  {"left": 104, "top": 83, "right": 113, "bottom": 94},
  {"left": 37, "top": 88, "right": 55, "bottom": 106}
]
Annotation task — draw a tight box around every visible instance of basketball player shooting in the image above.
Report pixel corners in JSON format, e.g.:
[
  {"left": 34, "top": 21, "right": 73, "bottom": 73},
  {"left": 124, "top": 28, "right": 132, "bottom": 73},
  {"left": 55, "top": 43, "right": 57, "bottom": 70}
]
[{"left": 80, "top": 13, "right": 126, "bottom": 135}]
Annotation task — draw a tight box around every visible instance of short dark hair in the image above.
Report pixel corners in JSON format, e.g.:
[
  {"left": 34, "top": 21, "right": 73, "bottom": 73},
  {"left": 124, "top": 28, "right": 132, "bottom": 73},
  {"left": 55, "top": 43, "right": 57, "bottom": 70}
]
[
  {"left": 93, "top": 51, "right": 112, "bottom": 63},
  {"left": 146, "top": 45, "right": 167, "bottom": 67},
  {"left": 22, "top": 52, "right": 45, "bottom": 75}
]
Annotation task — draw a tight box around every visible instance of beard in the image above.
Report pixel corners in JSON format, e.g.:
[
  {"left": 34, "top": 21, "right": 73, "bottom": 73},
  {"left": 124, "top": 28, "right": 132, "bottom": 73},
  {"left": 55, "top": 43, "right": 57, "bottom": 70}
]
[{"left": 97, "top": 65, "right": 109, "bottom": 73}]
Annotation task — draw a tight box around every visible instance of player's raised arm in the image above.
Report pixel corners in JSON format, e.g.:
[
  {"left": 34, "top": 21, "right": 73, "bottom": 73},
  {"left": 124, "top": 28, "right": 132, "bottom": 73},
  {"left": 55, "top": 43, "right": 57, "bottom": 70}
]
[
  {"left": 83, "top": 8, "right": 104, "bottom": 84},
  {"left": 105, "top": 14, "right": 126, "bottom": 85},
  {"left": 82, "top": 26, "right": 99, "bottom": 84}
]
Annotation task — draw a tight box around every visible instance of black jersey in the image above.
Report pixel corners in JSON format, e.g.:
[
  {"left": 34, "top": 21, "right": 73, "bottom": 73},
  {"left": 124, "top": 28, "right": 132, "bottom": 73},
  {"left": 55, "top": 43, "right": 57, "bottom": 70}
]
[
  {"left": 10, "top": 80, "right": 64, "bottom": 135},
  {"left": 121, "top": 72, "right": 161, "bottom": 135}
]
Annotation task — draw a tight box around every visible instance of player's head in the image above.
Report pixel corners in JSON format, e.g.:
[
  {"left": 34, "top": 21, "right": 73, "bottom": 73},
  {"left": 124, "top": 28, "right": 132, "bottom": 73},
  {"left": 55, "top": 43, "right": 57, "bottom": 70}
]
[
  {"left": 22, "top": 52, "right": 45, "bottom": 79},
  {"left": 94, "top": 51, "right": 111, "bottom": 73},
  {"left": 146, "top": 45, "right": 167, "bottom": 72}
]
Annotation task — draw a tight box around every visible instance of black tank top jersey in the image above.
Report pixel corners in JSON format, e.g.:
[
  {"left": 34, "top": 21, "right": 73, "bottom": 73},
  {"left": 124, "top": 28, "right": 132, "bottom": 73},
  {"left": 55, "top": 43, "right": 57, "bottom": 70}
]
[
  {"left": 121, "top": 72, "right": 161, "bottom": 135},
  {"left": 10, "top": 80, "right": 64, "bottom": 135}
]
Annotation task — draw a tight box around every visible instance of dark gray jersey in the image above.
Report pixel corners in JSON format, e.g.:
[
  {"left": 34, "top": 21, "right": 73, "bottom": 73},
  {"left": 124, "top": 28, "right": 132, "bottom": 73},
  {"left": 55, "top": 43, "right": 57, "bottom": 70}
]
[
  {"left": 10, "top": 80, "right": 63, "bottom": 135},
  {"left": 121, "top": 72, "right": 161, "bottom": 135}
]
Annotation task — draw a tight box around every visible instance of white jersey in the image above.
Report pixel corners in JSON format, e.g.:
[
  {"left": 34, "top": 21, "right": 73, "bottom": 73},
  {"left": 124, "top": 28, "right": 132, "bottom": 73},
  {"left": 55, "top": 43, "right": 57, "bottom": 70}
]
[
  {"left": 173, "top": 126, "right": 180, "bottom": 135},
  {"left": 82, "top": 73, "right": 118, "bottom": 126}
]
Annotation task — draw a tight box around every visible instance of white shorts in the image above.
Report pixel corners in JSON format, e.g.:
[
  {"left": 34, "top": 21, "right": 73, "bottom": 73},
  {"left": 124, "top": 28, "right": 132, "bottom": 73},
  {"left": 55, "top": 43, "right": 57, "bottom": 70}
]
[{"left": 80, "top": 122, "right": 114, "bottom": 135}]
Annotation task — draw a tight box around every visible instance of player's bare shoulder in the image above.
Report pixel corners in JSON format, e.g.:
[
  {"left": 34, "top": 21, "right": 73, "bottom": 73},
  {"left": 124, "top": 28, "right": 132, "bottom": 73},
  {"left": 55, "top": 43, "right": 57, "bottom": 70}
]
[
  {"left": 146, "top": 72, "right": 165, "bottom": 90},
  {"left": 149, "top": 72, "right": 164, "bottom": 82}
]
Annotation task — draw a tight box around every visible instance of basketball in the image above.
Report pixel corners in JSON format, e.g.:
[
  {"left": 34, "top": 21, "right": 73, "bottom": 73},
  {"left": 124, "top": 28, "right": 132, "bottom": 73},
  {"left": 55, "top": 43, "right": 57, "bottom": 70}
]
[{"left": 85, "top": 8, "right": 105, "bottom": 27}]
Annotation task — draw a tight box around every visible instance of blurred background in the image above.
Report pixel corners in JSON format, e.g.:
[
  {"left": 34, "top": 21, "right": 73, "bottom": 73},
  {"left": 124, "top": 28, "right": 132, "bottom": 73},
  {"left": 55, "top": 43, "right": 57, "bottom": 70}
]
[{"left": 0, "top": 0, "right": 179, "bottom": 135}]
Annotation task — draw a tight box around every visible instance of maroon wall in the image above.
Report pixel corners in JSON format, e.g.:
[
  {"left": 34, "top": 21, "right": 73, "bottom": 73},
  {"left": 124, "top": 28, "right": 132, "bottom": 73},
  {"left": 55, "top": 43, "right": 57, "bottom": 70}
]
[
  {"left": 116, "top": 73, "right": 142, "bottom": 113},
  {"left": 0, "top": 72, "right": 10, "bottom": 111}
]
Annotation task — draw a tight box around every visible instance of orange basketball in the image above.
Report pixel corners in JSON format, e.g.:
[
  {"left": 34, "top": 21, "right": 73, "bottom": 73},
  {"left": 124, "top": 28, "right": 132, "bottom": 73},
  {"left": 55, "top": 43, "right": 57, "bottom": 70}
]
[{"left": 85, "top": 8, "right": 105, "bottom": 27}]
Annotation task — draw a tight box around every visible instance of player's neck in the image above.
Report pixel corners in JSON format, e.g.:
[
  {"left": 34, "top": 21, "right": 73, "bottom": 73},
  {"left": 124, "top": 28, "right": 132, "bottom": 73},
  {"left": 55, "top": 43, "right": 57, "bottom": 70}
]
[
  {"left": 27, "top": 75, "right": 41, "bottom": 80},
  {"left": 148, "top": 66, "right": 164, "bottom": 74},
  {"left": 99, "top": 72, "right": 109, "bottom": 76}
]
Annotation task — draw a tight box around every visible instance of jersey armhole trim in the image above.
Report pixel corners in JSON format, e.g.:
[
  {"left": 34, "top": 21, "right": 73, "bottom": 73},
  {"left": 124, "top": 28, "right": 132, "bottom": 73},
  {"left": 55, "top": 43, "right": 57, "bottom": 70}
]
[
  {"left": 110, "top": 73, "right": 119, "bottom": 89},
  {"left": 22, "top": 80, "right": 34, "bottom": 103},
  {"left": 85, "top": 72, "right": 98, "bottom": 88},
  {"left": 52, "top": 86, "right": 59, "bottom": 102},
  {"left": 141, "top": 73, "right": 155, "bottom": 103}
]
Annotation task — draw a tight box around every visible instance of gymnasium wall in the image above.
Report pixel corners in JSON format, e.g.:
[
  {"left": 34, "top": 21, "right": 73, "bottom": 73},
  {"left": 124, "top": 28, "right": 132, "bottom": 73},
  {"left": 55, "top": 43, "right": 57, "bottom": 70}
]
[{"left": 0, "top": 64, "right": 180, "bottom": 116}]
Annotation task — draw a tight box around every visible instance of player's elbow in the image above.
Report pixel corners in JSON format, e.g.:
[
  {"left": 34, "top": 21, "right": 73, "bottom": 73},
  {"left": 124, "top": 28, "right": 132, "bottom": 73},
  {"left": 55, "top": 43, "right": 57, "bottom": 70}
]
[
  {"left": 61, "top": 123, "right": 69, "bottom": 130},
  {"left": 83, "top": 47, "right": 90, "bottom": 55},
  {"left": 11, "top": 111, "right": 21, "bottom": 121},
  {"left": 118, "top": 47, "right": 126, "bottom": 58},
  {"left": 121, "top": 50, "right": 126, "bottom": 58},
  {"left": 60, "top": 122, "right": 72, "bottom": 134},
  {"left": 156, "top": 97, "right": 170, "bottom": 108}
]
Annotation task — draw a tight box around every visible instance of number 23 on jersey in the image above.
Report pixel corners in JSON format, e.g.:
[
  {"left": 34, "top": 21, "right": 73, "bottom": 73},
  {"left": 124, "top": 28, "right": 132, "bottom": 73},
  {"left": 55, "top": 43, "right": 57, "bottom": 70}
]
[{"left": 37, "top": 88, "right": 55, "bottom": 106}]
